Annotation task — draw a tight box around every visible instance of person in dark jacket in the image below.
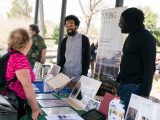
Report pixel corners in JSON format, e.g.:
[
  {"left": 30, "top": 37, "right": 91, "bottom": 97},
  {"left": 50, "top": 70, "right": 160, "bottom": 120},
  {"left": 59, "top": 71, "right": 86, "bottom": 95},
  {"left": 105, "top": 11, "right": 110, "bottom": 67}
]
[
  {"left": 117, "top": 7, "right": 156, "bottom": 111},
  {"left": 57, "top": 15, "right": 90, "bottom": 81},
  {"left": 90, "top": 39, "right": 98, "bottom": 75}
]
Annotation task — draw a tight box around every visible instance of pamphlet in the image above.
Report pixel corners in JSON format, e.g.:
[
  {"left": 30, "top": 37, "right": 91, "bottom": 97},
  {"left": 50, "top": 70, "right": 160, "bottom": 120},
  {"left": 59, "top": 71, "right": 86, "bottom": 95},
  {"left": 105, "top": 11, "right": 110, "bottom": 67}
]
[
  {"left": 85, "top": 99, "right": 100, "bottom": 111},
  {"left": 43, "top": 74, "right": 54, "bottom": 92},
  {"left": 46, "top": 73, "right": 72, "bottom": 91},
  {"left": 125, "top": 94, "right": 160, "bottom": 120},
  {"left": 41, "top": 65, "right": 51, "bottom": 78},
  {"left": 33, "top": 62, "right": 42, "bottom": 81},
  {"left": 38, "top": 100, "right": 68, "bottom": 107},
  {"left": 48, "top": 64, "right": 61, "bottom": 77},
  {"left": 42, "top": 107, "right": 77, "bottom": 115},
  {"left": 36, "top": 94, "right": 57, "bottom": 100},
  {"left": 33, "top": 62, "right": 51, "bottom": 81}
]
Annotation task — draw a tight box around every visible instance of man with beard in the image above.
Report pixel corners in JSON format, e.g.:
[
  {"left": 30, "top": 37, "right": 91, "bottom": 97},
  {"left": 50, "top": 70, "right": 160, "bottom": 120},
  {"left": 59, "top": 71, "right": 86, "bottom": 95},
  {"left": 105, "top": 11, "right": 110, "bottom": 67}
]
[
  {"left": 58, "top": 15, "right": 90, "bottom": 82},
  {"left": 116, "top": 8, "right": 156, "bottom": 111}
]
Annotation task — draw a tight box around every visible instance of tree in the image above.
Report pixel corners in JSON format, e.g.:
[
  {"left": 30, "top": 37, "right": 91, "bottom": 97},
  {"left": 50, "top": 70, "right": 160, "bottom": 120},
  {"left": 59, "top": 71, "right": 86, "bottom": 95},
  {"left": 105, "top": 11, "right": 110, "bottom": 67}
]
[
  {"left": 51, "top": 25, "right": 67, "bottom": 44},
  {"left": 7, "top": 0, "right": 32, "bottom": 18},
  {"left": 141, "top": 6, "right": 160, "bottom": 46},
  {"left": 151, "top": 28, "right": 160, "bottom": 46},
  {"left": 143, "top": 6, "right": 158, "bottom": 29},
  {"left": 78, "top": 0, "right": 103, "bottom": 34},
  {"left": 51, "top": 25, "right": 59, "bottom": 44}
]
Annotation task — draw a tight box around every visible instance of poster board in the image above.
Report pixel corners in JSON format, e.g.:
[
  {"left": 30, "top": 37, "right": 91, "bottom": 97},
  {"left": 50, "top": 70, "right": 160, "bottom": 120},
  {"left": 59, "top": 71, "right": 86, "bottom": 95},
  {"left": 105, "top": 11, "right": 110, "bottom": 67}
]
[
  {"left": 94, "top": 7, "right": 127, "bottom": 95},
  {"left": 125, "top": 94, "right": 160, "bottom": 120}
]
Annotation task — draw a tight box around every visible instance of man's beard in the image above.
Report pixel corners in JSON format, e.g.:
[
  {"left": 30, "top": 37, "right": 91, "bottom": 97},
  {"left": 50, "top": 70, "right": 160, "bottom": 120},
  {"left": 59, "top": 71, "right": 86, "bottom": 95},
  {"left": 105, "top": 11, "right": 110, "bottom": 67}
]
[{"left": 67, "top": 30, "right": 76, "bottom": 36}]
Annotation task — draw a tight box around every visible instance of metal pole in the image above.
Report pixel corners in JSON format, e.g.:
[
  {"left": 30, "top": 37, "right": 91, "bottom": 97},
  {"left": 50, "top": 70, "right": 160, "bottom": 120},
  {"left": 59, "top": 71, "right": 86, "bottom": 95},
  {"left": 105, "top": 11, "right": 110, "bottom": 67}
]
[
  {"left": 34, "top": 0, "right": 39, "bottom": 24},
  {"left": 57, "top": 0, "right": 67, "bottom": 64},
  {"left": 115, "top": 0, "right": 124, "bottom": 7},
  {"left": 39, "top": 0, "right": 45, "bottom": 37}
]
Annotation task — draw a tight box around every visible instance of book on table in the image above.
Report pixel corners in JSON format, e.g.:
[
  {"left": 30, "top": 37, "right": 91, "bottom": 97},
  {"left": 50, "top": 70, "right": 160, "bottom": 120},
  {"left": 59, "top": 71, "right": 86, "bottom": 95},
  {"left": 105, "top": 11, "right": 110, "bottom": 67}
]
[
  {"left": 46, "top": 73, "right": 73, "bottom": 91},
  {"left": 62, "top": 76, "right": 102, "bottom": 110},
  {"left": 98, "top": 92, "right": 116, "bottom": 116},
  {"left": 33, "top": 62, "right": 42, "bottom": 81},
  {"left": 43, "top": 64, "right": 61, "bottom": 92},
  {"left": 33, "top": 62, "right": 51, "bottom": 81},
  {"left": 48, "top": 64, "right": 61, "bottom": 77}
]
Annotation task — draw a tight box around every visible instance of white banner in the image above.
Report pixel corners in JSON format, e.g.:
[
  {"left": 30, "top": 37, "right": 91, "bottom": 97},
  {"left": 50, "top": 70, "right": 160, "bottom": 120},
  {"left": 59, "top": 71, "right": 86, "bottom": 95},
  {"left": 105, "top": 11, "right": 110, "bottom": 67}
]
[{"left": 95, "top": 7, "right": 126, "bottom": 94}]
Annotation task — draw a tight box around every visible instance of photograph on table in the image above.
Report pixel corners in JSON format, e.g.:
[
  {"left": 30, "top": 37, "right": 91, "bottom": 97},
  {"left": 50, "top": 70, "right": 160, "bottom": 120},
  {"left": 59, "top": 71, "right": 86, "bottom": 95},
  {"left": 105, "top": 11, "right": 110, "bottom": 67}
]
[
  {"left": 49, "top": 64, "right": 61, "bottom": 76},
  {"left": 125, "top": 107, "right": 137, "bottom": 120},
  {"left": 85, "top": 98, "right": 100, "bottom": 111},
  {"left": 41, "top": 64, "right": 51, "bottom": 78},
  {"left": 62, "top": 76, "right": 101, "bottom": 110},
  {"left": 125, "top": 94, "right": 160, "bottom": 120},
  {"left": 46, "top": 73, "right": 72, "bottom": 91}
]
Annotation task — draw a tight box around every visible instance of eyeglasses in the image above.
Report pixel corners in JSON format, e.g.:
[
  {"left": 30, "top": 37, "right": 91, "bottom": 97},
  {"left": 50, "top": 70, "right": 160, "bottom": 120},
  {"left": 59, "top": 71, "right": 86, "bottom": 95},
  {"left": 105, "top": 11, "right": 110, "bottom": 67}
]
[{"left": 65, "top": 24, "right": 75, "bottom": 28}]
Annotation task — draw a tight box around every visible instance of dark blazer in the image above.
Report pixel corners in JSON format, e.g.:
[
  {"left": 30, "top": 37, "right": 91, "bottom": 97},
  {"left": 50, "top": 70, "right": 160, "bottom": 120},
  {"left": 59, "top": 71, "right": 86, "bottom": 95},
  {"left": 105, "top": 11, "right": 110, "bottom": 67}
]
[{"left": 57, "top": 34, "right": 90, "bottom": 76}]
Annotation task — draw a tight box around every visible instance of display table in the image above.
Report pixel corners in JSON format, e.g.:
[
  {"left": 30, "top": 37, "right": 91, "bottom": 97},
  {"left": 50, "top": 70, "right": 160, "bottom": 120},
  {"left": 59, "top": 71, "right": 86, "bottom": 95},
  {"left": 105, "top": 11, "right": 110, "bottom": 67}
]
[
  {"left": 21, "top": 94, "right": 85, "bottom": 120},
  {"left": 21, "top": 82, "right": 85, "bottom": 120}
]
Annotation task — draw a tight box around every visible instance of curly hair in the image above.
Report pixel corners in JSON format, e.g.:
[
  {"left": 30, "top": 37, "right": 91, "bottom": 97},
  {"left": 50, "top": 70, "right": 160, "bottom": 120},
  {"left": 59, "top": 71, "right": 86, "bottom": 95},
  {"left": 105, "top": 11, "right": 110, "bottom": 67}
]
[
  {"left": 121, "top": 7, "right": 145, "bottom": 30},
  {"left": 8, "top": 28, "right": 30, "bottom": 50},
  {"left": 65, "top": 15, "right": 80, "bottom": 26}
]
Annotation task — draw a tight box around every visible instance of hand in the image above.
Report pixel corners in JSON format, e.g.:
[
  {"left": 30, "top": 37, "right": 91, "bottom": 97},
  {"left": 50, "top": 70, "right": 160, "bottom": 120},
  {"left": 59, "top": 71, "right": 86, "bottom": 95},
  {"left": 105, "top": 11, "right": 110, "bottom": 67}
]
[{"left": 32, "top": 108, "right": 42, "bottom": 120}]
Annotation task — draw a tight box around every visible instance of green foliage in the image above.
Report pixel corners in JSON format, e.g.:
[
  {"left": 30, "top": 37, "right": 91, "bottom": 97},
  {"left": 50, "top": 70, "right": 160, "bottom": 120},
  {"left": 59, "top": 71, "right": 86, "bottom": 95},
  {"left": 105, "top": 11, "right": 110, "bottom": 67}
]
[
  {"left": 51, "top": 25, "right": 67, "bottom": 44},
  {"left": 151, "top": 28, "right": 160, "bottom": 46},
  {"left": 51, "top": 25, "right": 59, "bottom": 44},
  {"left": 143, "top": 6, "right": 158, "bottom": 29},
  {"left": 140, "top": 6, "right": 160, "bottom": 46},
  {"left": 44, "top": 24, "right": 47, "bottom": 36},
  {"left": 7, "top": 0, "right": 32, "bottom": 18}
]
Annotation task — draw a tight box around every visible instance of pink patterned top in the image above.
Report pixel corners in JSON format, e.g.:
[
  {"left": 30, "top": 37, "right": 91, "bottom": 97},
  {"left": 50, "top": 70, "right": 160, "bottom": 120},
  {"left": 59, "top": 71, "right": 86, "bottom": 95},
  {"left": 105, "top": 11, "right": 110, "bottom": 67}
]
[{"left": 6, "top": 50, "right": 35, "bottom": 100}]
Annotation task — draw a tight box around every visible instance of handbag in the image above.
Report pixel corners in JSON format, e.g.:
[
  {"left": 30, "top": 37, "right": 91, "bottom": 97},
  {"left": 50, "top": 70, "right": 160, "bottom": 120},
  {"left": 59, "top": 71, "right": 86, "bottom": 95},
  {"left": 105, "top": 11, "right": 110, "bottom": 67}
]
[
  {"left": 0, "top": 92, "right": 18, "bottom": 120},
  {"left": 3, "top": 92, "right": 18, "bottom": 111}
]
